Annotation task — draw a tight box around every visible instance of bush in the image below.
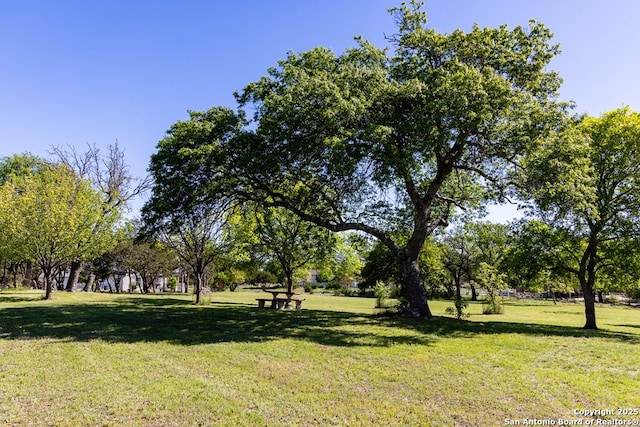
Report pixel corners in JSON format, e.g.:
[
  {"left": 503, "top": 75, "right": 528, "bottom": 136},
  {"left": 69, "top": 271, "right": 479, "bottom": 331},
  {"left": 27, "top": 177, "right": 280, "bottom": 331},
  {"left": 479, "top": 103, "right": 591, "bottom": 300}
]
[
  {"left": 446, "top": 296, "right": 470, "bottom": 319},
  {"left": 374, "top": 281, "right": 391, "bottom": 308},
  {"left": 342, "top": 287, "right": 359, "bottom": 297},
  {"left": 482, "top": 298, "right": 505, "bottom": 314},
  {"left": 326, "top": 280, "right": 343, "bottom": 291},
  {"left": 628, "top": 287, "right": 640, "bottom": 300}
]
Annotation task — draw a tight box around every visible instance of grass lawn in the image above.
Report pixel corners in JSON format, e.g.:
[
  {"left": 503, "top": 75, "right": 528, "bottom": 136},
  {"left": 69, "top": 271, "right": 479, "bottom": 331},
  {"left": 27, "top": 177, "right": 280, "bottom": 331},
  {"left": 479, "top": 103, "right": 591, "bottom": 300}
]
[{"left": 1, "top": 289, "right": 639, "bottom": 426}]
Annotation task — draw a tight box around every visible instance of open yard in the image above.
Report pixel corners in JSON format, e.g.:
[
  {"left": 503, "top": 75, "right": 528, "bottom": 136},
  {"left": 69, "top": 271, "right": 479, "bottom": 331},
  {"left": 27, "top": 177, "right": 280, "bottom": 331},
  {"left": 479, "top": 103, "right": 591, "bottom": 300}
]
[{"left": 1, "top": 290, "right": 639, "bottom": 426}]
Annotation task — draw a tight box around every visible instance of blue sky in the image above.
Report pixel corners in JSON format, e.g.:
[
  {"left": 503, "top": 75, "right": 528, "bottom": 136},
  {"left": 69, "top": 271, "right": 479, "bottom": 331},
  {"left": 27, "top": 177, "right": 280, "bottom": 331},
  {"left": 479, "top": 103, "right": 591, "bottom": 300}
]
[{"left": 1, "top": 1, "right": 639, "bottom": 221}]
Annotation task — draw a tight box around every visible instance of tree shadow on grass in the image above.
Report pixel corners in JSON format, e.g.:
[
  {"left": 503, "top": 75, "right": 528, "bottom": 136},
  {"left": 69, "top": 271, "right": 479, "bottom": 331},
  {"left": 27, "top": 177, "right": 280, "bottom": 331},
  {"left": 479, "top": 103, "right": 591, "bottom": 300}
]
[
  {"left": 614, "top": 324, "right": 640, "bottom": 330},
  {"left": 0, "top": 293, "right": 43, "bottom": 304},
  {"left": 0, "top": 297, "right": 432, "bottom": 347},
  {"left": 1, "top": 296, "right": 637, "bottom": 346},
  {"left": 383, "top": 315, "right": 640, "bottom": 343}
]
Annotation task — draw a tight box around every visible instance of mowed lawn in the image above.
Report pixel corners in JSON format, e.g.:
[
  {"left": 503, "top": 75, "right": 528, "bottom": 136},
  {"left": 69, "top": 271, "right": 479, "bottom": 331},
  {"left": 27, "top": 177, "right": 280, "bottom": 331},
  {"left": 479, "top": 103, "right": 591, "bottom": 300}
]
[{"left": 0, "top": 290, "right": 639, "bottom": 426}]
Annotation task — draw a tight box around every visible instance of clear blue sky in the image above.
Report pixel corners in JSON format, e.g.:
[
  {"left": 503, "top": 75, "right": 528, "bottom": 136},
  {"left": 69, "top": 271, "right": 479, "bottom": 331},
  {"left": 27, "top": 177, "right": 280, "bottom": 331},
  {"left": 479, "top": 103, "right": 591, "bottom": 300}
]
[{"left": 1, "top": 1, "right": 639, "bottom": 220}]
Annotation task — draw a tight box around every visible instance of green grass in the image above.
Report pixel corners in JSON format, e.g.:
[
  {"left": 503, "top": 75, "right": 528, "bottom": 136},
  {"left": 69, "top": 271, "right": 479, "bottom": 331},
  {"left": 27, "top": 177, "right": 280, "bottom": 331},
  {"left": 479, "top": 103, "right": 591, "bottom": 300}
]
[{"left": 1, "top": 290, "right": 639, "bottom": 426}]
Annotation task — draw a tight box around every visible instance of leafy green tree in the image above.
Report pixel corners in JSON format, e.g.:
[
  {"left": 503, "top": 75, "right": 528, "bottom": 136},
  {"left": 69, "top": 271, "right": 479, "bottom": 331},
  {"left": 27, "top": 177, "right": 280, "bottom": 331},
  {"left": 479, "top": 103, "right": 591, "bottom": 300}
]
[
  {"left": 315, "top": 232, "right": 367, "bottom": 288},
  {"left": 142, "top": 107, "right": 242, "bottom": 229},
  {"left": 141, "top": 107, "right": 244, "bottom": 303},
  {"left": 50, "top": 142, "right": 150, "bottom": 291},
  {"left": 235, "top": 205, "right": 336, "bottom": 293},
  {"left": 440, "top": 226, "right": 473, "bottom": 300},
  {"left": 440, "top": 221, "right": 509, "bottom": 317},
  {"left": 467, "top": 222, "right": 510, "bottom": 267},
  {"left": 360, "top": 241, "right": 400, "bottom": 295},
  {"left": 0, "top": 164, "right": 119, "bottom": 299},
  {"left": 125, "top": 241, "right": 177, "bottom": 293},
  {"left": 521, "top": 108, "right": 640, "bottom": 329},
  {"left": 0, "top": 153, "right": 49, "bottom": 184},
  {"left": 156, "top": 207, "right": 226, "bottom": 303},
  {"left": 474, "top": 262, "right": 506, "bottom": 314},
  {"left": 163, "top": 2, "right": 566, "bottom": 317},
  {"left": 502, "top": 220, "right": 577, "bottom": 300}
]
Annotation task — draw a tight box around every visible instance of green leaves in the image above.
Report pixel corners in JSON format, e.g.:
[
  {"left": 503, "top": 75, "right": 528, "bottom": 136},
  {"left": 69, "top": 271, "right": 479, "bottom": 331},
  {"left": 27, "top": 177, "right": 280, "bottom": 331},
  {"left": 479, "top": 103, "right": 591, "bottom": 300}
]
[
  {"left": 143, "top": 107, "right": 243, "bottom": 234},
  {"left": 517, "top": 108, "right": 640, "bottom": 328},
  {"left": 0, "top": 164, "right": 120, "bottom": 297},
  {"left": 523, "top": 107, "right": 640, "bottom": 238},
  {"left": 520, "top": 124, "right": 596, "bottom": 221}
]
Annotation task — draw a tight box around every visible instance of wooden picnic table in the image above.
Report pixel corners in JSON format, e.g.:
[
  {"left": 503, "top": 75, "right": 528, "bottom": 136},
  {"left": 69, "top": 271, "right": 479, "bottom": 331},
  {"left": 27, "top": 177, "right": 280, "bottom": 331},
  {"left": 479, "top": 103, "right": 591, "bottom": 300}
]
[{"left": 256, "top": 289, "right": 304, "bottom": 310}]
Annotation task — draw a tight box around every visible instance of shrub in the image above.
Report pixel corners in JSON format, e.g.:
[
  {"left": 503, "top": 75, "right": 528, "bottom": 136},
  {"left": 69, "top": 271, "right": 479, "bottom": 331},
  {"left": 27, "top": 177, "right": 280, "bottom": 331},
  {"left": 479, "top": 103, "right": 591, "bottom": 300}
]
[
  {"left": 446, "top": 296, "right": 470, "bottom": 319},
  {"left": 374, "top": 281, "right": 391, "bottom": 308},
  {"left": 482, "top": 298, "right": 505, "bottom": 314},
  {"left": 474, "top": 262, "right": 506, "bottom": 315}
]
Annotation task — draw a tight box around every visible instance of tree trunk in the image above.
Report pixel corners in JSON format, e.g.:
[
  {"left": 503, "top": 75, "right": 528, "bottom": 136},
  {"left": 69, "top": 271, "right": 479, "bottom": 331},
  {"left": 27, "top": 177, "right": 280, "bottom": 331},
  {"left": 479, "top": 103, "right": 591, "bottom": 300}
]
[
  {"left": 285, "top": 269, "right": 294, "bottom": 294},
  {"left": 194, "top": 273, "right": 204, "bottom": 304},
  {"left": 65, "top": 261, "right": 82, "bottom": 292},
  {"left": 11, "top": 264, "right": 17, "bottom": 287},
  {"left": 445, "top": 282, "right": 455, "bottom": 299},
  {"left": 83, "top": 273, "right": 95, "bottom": 292},
  {"left": 183, "top": 273, "right": 189, "bottom": 294},
  {"left": 582, "top": 286, "right": 597, "bottom": 329},
  {"left": 140, "top": 274, "right": 150, "bottom": 293},
  {"left": 470, "top": 284, "right": 477, "bottom": 301},
  {"left": 43, "top": 267, "right": 53, "bottom": 300},
  {"left": 580, "top": 237, "right": 598, "bottom": 330},
  {"left": 22, "top": 261, "right": 33, "bottom": 287},
  {"left": 398, "top": 252, "right": 432, "bottom": 318}
]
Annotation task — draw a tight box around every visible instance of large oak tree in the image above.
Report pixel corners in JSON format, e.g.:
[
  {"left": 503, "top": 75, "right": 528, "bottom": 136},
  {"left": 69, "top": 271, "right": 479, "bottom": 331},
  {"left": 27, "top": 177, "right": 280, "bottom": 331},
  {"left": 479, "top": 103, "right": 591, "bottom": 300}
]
[{"left": 147, "top": 2, "right": 567, "bottom": 317}]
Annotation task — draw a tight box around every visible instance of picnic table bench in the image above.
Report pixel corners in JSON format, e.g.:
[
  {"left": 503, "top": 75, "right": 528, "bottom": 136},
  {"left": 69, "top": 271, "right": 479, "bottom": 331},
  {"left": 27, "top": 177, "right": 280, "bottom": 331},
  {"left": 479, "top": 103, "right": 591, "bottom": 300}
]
[{"left": 256, "top": 290, "right": 304, "bottom": 310}]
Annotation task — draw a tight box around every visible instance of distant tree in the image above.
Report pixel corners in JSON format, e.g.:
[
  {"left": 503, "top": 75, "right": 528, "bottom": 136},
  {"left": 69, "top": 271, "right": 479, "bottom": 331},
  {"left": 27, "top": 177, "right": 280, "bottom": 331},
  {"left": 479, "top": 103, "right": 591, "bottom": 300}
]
[
  {"left": 125, "top": 241, "right": 177, "bottom": 293},
  {"left": 474, "top": 262, "right": 506, "bottom": 314},
  {"left": 0, "top": 164, "right": 119, "bottom": 299},
  {"left": 50, "top": 142, "right": 150, "bottom": 291},
  {"left": 361, "top": 238, "right": 447, "bottom": 299},
  {"left": 502, "top": 220, "right": 577, "bottom": 300},
  {"left": 0, "top": 153, "right": 49, "bottom": 184},
  {"left": 235, "top": 205, "right": 336, "bottom": 294},
  {"left": 149, "top": 206, "right": 226, "bottom": 303},
  {"left": 440, "top": 226, "right": 473, "bottom": 301},
  {"left": 141, "top": 105, "right": 243, "bottom": 303},
  {"left": 316, "top": 232, "right": 368, "bottom": 288},
  {"left": 521, "top": 108, "right": 640, "bottom": 329}
]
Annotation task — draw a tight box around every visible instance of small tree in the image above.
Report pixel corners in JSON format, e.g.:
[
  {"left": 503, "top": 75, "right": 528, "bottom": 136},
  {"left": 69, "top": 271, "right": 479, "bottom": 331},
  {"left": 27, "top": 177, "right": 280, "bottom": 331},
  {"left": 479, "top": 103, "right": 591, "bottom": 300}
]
[
  {"left": 474, "top": 262, "right": 505, "bottom": 314},
  {"left": 50, "top": 142, "right": 150, "bottom": 291}
]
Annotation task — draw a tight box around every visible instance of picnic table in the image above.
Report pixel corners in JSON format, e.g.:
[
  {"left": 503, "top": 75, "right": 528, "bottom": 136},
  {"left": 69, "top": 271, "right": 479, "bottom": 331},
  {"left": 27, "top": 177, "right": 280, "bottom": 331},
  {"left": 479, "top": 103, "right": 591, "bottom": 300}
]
[{"left": 256, "top": 289, "right": 304, "bottom": 310}]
